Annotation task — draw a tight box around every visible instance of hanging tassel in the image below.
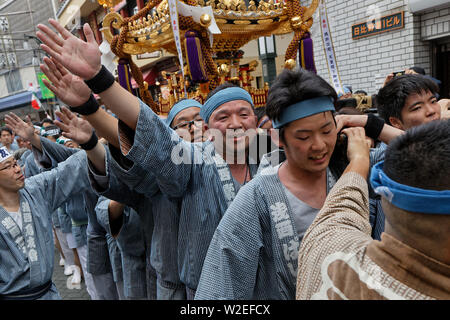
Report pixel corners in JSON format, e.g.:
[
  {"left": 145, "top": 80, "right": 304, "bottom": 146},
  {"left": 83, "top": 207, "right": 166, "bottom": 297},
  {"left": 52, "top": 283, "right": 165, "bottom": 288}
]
[
  {"left": 299, "top": 32, "right": 317, "bottom": 74},
  {"left": 184, "top": 30, "right": 208, "bottom": 83},
  {"left": 117, "top": 58, "right": 134, "bottom": 94}
]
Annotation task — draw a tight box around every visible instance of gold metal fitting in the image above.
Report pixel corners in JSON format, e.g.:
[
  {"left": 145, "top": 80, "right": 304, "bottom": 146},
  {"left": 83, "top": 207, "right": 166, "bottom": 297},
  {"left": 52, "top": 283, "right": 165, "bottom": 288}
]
[
  {"left": 218, "top": 63, "right": 230, "bottom": 75},
  {"left": 284, "top": 59, "right": 296, "bottom": 70},
  {"left": 200, "top": 14, "right": 212, "bottom": 28},
  {"left": 290, "top": 16, "right": 303, "bottom": 28}
]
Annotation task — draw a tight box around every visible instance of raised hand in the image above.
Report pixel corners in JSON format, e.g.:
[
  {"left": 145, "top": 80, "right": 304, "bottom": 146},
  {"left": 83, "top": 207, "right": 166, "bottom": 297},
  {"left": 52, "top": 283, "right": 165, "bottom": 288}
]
[
  {"left": 40, "top": 56, "right": 92, "bottom": 107},
  {"left": 36, "top": 19, "right": 101, "bottom": 80},
  {"left": 5, "top": 113, "right": 35, "bottom": 141},
  {"left": 54, "top": 107, "right": 94, "bottom": 145}
]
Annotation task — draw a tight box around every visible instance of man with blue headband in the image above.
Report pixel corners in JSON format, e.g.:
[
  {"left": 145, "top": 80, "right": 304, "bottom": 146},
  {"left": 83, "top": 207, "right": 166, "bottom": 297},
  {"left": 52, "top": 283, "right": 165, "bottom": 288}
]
[
  {"left": 36, "top": 19, "right": 264, "bottom": 298},
  {"left": 195, "top": 67, "right": 401, "bottom": 299},
  {"left": 0, "top": 106, "right": 108, "bottom": 299},
  {"left": 297, "top": 119, "right": 450, "bottom": 300},
  {"left": 165, "top": 98, "right": 205, "bottom": 143}
]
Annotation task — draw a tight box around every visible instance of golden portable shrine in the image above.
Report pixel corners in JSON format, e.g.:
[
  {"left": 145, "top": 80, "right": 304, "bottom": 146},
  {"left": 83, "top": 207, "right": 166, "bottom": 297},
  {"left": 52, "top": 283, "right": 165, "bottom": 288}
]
[{"left": 97, "top": 0, "right": 319, "bottom": 114}]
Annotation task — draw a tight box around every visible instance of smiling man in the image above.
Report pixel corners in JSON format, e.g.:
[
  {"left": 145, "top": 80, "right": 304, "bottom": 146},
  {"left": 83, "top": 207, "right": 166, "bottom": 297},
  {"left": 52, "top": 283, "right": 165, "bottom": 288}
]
[
  {"left": 377, "top": 74, "right": 441, "bottom": 130},
  {"left": 35, "top": 18, "right": 263, "bottom": 299},
  {"left": 195, "top": 67, "right": 402, "bottom": 300},
  {"left": 166, "top": 98, "right": 205, "bottom": 143}
]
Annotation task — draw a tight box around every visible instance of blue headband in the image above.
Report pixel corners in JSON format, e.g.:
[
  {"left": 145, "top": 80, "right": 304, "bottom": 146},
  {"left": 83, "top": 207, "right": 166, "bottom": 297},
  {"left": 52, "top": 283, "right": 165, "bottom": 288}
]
[
  {"left": 166, "top": 99, "right": 202, "bottom": 127},
  {"left": 272, "top": 96, "right": 335, "bottom": 129},
  {"left": 200, "top": 87, "right": 254, "bottom": 124},
  {"left": 370, "top": 161, "right": 450, "bottom": 215}
]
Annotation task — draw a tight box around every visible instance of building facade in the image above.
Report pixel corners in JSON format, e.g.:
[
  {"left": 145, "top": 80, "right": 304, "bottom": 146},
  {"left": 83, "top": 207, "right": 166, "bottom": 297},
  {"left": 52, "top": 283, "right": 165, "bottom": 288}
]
[
  {"left": 0, "top": 0, "right": 60, "bottom": 123},
  {"left": 310, "top": 0, "right": 450, "bottom": 98}
]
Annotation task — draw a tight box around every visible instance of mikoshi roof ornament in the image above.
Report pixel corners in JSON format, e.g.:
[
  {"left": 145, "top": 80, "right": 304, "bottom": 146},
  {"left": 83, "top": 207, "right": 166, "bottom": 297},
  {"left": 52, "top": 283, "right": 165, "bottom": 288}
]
[{"left": 98, "top": 0, "right": 319, "bottom": 113}]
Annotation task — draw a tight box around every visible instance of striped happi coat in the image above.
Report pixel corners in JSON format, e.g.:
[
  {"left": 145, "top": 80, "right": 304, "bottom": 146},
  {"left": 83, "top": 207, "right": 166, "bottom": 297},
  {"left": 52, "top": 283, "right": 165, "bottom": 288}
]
[
  {"left": 0, "top": 151, "right": 91, "bottom": 299},
  {"left": 195, "top": 146, "right": 387, "bottom": 299},
  {"left": 114, "top": 100, "right": 259, "bottom": 291},
  {"left": 90, "top": 146, "right": 186, "bottom": 299},
  {"left": 36, "top": 138, "right": 110, "bottom": 276}
]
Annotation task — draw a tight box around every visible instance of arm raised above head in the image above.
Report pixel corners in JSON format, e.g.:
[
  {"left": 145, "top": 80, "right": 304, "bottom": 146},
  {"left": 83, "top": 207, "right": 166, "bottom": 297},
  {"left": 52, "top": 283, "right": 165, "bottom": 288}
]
[{"left": 37, "top": 20, "right": 140, "bottom": 131}]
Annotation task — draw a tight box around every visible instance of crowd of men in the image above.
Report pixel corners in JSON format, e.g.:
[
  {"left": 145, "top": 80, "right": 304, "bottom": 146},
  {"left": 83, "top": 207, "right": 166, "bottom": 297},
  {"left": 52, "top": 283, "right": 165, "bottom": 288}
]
[{"left": 0, "top": 19, "right": 448, "bottom": 300}]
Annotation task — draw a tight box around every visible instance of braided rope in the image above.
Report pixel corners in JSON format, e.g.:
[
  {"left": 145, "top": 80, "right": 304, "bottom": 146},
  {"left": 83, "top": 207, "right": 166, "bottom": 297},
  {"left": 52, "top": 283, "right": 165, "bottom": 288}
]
[
  {"left": 110, "top": 0, "right": 162, "bottom": 113},
  {"left": 178, "top": 9, "right": 219, "bottom": 91},
  {"left": 285, "top": 0, "right": 309, "bottom": 62}
]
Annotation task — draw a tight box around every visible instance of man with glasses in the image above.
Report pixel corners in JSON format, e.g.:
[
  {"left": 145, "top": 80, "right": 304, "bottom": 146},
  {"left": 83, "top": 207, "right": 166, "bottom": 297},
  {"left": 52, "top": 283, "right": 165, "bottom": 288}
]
[
  {"left": 168, "top": 99, "right": 206, "bottom": 143},
  {"left": 0, "top": 117, "right": 106, "bottom": 299}
]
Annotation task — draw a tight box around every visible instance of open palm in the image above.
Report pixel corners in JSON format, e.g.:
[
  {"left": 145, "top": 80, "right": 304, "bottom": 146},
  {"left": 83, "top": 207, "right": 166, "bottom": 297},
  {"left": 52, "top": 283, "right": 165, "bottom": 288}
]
[
  {"left": 4, "top": 114, "right": 35, "bottom": 141},
  {"left": 40, "top": 57, "right": 91, "bottom": 107},
  {"left": 37, "top": 19, "right": 101, "bottom": 80},
  {"left": 54, "top": 107, "right": 94, "bottom": 145}
]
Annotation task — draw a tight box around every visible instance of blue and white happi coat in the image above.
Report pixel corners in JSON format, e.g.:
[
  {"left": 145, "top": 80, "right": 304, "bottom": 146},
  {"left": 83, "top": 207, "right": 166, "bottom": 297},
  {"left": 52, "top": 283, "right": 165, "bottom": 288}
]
[
  {"left": 0, "top": 151, "right": 91, "bottom": 299},
  {"left": 113, "top": 100, "right": 259, "bottom": 291},
  {"left": 35, "top": 138, "right": 110, "bottom": 275},
  {"left": 95, "top": 195, "right": 148, "bottom": 299},
  {"left": 195, "top": 144, "right": 387, "bottom": 299},
  {"left": 90, "top": 145, "right": 185, "bottom": 299}
]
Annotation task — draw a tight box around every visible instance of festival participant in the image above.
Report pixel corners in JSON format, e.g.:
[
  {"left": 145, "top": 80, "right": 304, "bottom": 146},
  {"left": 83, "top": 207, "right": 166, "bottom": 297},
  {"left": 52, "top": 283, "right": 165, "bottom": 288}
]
[
  {"left": 95, "top": 196, "right": 150, "bottom": 300},
  {"left": 91, "top": 100, "right": 207, "bottom": 300},
  {"left": 1, "top": 127, "right": 19, "bottom": 153},
  {"left": 166, "top": 98, "right": 206, "bottom": 143},
  {"left": 297, "top": 119, "right": 450, "bottom": 300},
  {"left": 5, "top": 110, "right": 119, "bottom": 300},
  {"left": 377, "top": 74, "right": 441, "bottom": 131},
  {"left": 195, "top": 67, "right": 401, "bottom": 300},
  {"left": 0, "top": 111, "right": 106, "bottom": 299},
  {"left": 36, "top": 19, "right": 261, "bottom": 298},
  {"left": 335, "top": 73, "right": 444, "bottom": 240},
  {"left": 38, "top": 57, "right": 192, "bottom": 300}
]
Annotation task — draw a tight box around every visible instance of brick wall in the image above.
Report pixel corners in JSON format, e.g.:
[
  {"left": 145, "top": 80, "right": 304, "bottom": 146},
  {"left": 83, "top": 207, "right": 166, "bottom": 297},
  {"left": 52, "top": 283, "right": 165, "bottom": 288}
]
[
  {"left": 421, "top": 6, "right": 450, "bottom": 40},
  {"left": 309, "top": 0, "right": 447, "bottom": 95}
]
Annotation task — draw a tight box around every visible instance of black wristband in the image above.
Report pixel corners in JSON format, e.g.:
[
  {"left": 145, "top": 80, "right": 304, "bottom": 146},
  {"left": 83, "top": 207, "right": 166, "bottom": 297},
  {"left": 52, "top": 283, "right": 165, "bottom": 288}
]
[
  {"left": 79, "top": 131, "right": 98, "bottom": 151},
  {"left": 364, "top": 114, "right": 385, "bottom": 140},
  {"left": 69, "top": 94, "right": 100, "bottom": 116},
  {"left": 84, "top": 65, "right": 115, "bottom": 94}
]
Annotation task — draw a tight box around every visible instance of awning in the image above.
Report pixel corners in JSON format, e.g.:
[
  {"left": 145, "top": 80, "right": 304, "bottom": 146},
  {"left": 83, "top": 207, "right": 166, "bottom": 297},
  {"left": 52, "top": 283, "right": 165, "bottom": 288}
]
[
  {"left": 0, "top": 90, "right": 43, "bottom": 111},
  {"left": 131, "top": 69, "right": 158, "bottom": 88}
]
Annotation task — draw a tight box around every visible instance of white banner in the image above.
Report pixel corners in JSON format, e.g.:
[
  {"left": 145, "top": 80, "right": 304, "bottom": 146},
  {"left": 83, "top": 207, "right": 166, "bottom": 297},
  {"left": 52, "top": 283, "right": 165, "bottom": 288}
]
[
  {"left": 319, "top": 0, "right": 344, "bottom": 96},
  {"left": 168, "top": 0, "right": 187, "bottom": 96},
  {"left": 177, "top": 1, "right": 220, "bottom": 48}
]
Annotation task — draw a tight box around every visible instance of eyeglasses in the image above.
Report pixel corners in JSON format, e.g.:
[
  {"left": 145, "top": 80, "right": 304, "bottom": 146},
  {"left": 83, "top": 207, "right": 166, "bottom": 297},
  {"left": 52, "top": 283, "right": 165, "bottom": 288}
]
[
  {"left": 0, "top": 160, "right": 19, "bottom": 171},
  {"left": 173, "top": 119, "right": 203, "bottom": 130}
]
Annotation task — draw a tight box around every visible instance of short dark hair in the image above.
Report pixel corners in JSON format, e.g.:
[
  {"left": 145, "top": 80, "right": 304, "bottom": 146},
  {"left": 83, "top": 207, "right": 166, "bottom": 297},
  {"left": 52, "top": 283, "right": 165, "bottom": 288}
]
[
  {"left": 384, "top": 119, "right": 450, "bottom": 190},
  {"left": 354, "top": 90, "right": 368, "bottom": 95},
  {"left": 1, "top": 127, "right": 12, "bottom": 135},
  {"left": 265, "top": 68, "right": 337, "bottom": 122},
  {"left": 254, "top": 106, "right": 267, "bottom": 122},
  {"left": 377, "top": 74, "right": 439, "bottom": 125}
]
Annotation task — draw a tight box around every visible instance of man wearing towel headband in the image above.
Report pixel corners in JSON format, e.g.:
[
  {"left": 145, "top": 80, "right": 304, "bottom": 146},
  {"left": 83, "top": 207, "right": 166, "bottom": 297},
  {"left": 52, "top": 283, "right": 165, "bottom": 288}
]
[
  {"left": 0, "top": 116, "right": 107, "bottom": 299},
  {"left": 166, "top": 98, "right": 205, "bottom": 143},
  {"left": 36, "top": 20, "right": 260, "bottom": 298},
  {"left": 297, "top": 119, "right": 450, "bottom": 300},
  {"left": 195, "top": 68, "right": 401, "bottom": 300}
]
